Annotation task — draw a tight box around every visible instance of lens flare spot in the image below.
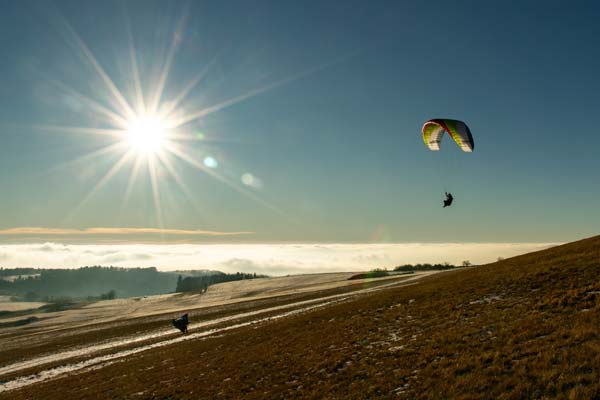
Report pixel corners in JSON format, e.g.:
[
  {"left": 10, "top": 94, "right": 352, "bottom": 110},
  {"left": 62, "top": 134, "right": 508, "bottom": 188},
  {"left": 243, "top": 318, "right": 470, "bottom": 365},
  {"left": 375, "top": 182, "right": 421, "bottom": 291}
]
[
  {"left": 241, "top": 173, "right": 262, "bottom": 189},
  {"left": 241, "top": 173, "right": 254, "bottom": 185},
  {"left": 203, "top": 156, "right": 218, "bottom": 169}
]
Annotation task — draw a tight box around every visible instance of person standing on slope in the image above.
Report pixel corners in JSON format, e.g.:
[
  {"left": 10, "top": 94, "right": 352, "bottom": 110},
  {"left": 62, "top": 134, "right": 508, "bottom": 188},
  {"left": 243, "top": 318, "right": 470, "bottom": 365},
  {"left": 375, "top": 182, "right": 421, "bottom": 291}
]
[{"left": 172, "top": 313, "right": 189, "bottom": 334}]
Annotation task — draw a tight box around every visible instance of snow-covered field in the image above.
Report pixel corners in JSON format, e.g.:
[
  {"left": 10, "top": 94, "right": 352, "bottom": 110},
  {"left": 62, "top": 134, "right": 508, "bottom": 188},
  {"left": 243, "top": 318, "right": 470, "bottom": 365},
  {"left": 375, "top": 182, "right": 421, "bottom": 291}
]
[
  {"left": 0, "top": 272, "right": 377, "bottom": 331},
  {"left": 0, "top": 271, "right": 440, "bottom": 394},
  {"left": 0, "top": 299, "right": 46, "bottom": 312}
]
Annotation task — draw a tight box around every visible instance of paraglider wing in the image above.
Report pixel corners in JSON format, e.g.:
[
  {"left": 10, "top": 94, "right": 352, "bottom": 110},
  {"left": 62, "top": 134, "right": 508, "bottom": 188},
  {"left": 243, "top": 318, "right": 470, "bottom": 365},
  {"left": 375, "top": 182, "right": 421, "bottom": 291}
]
[{"left": 422, "top": 119, "right": 474, "bottom": 152}]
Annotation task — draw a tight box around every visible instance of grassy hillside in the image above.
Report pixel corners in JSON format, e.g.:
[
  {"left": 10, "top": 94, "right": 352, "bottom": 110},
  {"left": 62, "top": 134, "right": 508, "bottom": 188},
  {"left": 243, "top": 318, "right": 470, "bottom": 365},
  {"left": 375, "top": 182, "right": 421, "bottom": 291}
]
[{"left": 5, "top": 236, "right": 600, "bottom": 399}]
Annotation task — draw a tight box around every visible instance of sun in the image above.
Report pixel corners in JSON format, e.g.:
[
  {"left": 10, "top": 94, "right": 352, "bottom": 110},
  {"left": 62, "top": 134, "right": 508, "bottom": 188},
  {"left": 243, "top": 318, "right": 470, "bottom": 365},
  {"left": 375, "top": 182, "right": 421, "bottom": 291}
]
[
  {"left": 45, "top": 13, "right": 297, "bottom": 224},
  {"left": 124, "top": 115, "right": 169, "bottom": 156}
]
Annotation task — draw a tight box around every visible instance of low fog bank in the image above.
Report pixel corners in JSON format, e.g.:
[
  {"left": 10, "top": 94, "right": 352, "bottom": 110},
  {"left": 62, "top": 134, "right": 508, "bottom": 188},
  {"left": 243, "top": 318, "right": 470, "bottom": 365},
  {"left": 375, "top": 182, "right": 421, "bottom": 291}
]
[{"left": 0, "top": 242, "right": 559, "bottom": 276}]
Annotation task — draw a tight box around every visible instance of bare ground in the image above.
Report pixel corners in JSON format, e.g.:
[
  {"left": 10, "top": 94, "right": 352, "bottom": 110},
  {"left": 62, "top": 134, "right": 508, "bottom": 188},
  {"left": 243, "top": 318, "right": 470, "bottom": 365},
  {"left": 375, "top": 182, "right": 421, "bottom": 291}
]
[{"left": 0, "top": 271, "right": 429, "bottom": 396}]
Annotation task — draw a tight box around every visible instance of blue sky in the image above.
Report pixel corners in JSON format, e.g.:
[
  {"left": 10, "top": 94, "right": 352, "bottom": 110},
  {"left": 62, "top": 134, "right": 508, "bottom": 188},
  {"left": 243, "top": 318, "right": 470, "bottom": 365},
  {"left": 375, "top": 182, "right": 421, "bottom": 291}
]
[{"left": 0, "top": 0, "right": 599, "bottom": 250}]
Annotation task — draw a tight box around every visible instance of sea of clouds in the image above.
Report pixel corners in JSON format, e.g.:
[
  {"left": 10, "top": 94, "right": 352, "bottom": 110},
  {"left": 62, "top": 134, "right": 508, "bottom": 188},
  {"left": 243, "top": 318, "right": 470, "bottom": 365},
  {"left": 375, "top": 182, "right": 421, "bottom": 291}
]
[{"left": 0, "top": 242, "right": 559, "bottom": 276}]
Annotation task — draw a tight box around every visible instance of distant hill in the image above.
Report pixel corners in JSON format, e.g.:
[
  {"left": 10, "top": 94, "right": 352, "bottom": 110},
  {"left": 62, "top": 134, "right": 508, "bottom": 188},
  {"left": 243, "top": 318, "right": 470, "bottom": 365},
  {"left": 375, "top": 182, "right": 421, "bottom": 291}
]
[
  {"left": 169, "top": 269, "right": 223, "bottom": 277},
  {"left": 0, "top": 267, "right": 227, "bottom": 300}
]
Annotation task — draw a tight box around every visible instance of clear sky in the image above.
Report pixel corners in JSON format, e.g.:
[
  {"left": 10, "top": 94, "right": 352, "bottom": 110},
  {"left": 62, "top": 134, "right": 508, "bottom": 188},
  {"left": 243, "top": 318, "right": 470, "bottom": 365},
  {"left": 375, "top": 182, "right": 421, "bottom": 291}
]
[{"left": 0, "top": 0, "right": 599, "bottom": 254}]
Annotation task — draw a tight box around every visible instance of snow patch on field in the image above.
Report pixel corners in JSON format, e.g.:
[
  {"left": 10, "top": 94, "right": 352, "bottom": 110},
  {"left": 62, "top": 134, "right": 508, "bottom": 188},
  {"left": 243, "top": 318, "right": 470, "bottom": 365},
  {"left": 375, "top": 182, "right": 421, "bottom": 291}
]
[{"left": 0, "top": 301, "right": 46, "bottom": 312}]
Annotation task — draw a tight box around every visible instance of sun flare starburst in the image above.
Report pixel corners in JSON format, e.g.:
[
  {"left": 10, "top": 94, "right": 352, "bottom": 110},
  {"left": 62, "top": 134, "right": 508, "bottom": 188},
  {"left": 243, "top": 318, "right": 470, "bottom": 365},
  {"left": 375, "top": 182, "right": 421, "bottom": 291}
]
[
  {"left": 36, "top": 10, "right": 327, "bottom": 227},
  {"left": 124, "top": 115, "right": 169, "bottom": 156}
]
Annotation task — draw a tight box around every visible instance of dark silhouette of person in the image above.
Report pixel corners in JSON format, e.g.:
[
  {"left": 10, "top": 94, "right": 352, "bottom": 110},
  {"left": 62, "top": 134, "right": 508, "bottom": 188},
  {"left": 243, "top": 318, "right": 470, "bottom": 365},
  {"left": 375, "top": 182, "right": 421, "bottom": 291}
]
[
  {"left": 172, "top": 313, "right": 189, "bottom": 334},
  {"left": 443, "top": 192, "right": 453, "bottom": 208}
]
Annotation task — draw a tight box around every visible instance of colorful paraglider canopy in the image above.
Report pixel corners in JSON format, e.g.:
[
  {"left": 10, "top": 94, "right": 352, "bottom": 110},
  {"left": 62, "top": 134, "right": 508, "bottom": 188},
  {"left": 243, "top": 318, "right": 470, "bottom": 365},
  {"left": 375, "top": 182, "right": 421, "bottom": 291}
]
[{"left": 422, "top": 119, "right": 474, "bottom": 152}]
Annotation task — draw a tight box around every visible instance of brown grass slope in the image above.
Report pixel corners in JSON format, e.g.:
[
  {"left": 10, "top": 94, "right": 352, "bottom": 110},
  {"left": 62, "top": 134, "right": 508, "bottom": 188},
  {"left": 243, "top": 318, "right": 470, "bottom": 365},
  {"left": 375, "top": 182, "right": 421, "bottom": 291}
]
[{"left": 5, "top": 236, "right": 600, "bottom": 399}]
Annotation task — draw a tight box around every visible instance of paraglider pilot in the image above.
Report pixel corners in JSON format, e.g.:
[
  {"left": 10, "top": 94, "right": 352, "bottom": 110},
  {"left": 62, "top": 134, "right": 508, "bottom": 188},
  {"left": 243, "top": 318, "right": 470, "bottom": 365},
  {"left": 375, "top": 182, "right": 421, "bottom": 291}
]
[
  {"left": 172, "top": 313, "right": 189, "bottom": 334},
  {"left": 443, "top": 192, "right": 453, "bottom": 208}
]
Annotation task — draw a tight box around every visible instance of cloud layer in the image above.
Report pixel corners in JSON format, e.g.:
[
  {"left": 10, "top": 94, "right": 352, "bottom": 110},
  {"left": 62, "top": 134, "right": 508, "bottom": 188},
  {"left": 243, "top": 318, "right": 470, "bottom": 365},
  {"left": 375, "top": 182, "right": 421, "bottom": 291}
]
[
  {"left": 0, "top": 227, "right": 254, "bottom": 243},
  {"left": 0, "top": 242, "right": 559, "bottom": 276}
]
